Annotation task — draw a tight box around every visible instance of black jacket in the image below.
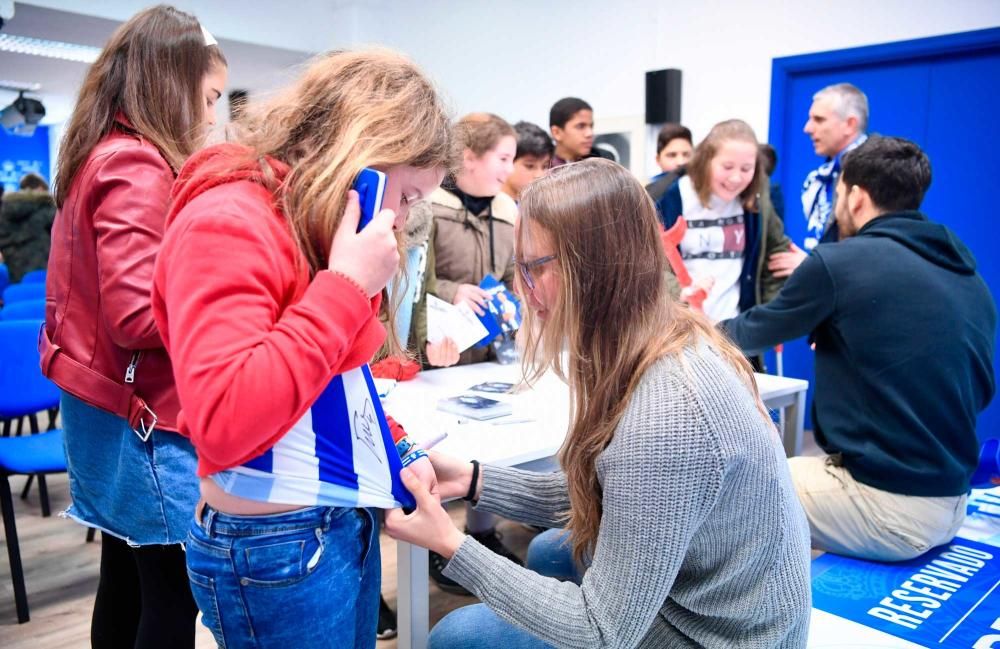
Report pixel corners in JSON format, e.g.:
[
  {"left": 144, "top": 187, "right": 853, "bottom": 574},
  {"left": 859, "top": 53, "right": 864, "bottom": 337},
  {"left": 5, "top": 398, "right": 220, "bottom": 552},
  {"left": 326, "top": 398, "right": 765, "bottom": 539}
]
[
  {"left": 721, "top": 211, "right": 996, "bottom": 496},
  {"left": 0, "top": 191, "right": 56, "bottom": 283},
  {"left": 645, "top": 169, "right": 682, "bottom": 205}
]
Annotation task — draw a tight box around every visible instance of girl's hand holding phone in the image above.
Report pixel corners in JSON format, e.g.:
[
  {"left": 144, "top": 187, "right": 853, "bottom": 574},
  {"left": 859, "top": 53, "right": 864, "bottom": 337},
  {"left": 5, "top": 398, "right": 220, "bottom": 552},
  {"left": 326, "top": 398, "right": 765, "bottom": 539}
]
[{"left": 328, "top": 190, "right": 399, "bottom": 297}]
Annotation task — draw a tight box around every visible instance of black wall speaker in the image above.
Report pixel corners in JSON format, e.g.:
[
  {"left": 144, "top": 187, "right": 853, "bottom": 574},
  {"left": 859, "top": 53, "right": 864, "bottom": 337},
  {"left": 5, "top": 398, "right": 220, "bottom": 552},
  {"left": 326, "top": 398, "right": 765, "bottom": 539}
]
[{"left": 645, "top": 69, "right": 682, "bottom": 125}]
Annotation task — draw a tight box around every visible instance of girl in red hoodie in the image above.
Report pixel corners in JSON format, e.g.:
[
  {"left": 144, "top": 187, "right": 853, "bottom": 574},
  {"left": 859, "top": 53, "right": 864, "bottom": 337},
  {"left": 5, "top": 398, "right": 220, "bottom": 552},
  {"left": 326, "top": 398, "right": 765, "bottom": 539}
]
[
  {"left": 151, "top": 50, "right": 451, "bottom": 647},
  {"left": 43, "top": 6, "right": 226, "bottom": 647}
]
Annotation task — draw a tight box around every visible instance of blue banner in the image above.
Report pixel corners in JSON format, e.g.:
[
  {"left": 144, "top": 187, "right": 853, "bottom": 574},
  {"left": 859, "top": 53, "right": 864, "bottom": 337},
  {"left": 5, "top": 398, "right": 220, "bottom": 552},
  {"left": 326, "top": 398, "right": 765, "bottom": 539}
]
[
  {"left": 812, "top": 535, "right": 1000, "bottom": 647},
  {"left": 0, "top": 125, "right": 50, "bottom": 193}
]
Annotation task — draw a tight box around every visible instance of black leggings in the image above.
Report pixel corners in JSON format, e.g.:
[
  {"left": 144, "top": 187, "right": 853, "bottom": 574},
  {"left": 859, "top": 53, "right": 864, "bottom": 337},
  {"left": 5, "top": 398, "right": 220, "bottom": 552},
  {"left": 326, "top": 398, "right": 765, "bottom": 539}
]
[{"left": 91, "top": 532, "right": 199, "bottom": 649}]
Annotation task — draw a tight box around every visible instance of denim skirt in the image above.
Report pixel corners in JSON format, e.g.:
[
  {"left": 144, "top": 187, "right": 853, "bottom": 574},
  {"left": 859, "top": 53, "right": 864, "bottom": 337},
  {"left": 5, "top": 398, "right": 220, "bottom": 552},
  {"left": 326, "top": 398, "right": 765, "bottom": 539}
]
[{"left": 60, "top": 390, "right": 200, "bottom": 545}]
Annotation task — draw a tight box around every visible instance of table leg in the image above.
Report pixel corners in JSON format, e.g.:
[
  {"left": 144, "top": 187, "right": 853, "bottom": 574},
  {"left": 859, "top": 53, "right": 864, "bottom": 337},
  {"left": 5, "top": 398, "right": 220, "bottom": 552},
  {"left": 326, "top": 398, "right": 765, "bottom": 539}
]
[
  {"left": 397, "top": 540, "right": 430, "bottom": 649},
  {"left": 782, "top": 389, "right": 806, "bottom": 457}
]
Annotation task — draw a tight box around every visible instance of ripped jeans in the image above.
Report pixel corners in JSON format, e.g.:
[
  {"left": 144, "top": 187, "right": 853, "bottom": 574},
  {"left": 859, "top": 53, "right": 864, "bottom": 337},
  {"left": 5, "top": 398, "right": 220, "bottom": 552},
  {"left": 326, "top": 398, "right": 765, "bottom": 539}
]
[{"left": 186, "top": 505, "right": 379, "bottom": 648}]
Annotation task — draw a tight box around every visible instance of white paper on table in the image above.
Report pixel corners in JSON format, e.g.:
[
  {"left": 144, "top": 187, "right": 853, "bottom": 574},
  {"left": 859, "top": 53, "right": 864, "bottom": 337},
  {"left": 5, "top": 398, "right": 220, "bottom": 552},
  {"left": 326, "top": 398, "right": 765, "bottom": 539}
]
[
  {"left": 426, "top": 294, "right": 489, "bottom": 352},
  {"left": 373, "top": 378, "right": 397, "bottom": 399}
]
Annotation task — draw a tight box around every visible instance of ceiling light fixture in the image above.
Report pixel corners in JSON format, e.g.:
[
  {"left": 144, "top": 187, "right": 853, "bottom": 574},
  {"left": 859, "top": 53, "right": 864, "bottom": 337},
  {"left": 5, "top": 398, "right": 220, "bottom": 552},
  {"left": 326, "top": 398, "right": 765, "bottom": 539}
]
[
  {"left": 0, "top": 33, "right": 100, "bottom": 63},
  {"left": 0, "top": 79, "right": 40, "bottom": 92}
]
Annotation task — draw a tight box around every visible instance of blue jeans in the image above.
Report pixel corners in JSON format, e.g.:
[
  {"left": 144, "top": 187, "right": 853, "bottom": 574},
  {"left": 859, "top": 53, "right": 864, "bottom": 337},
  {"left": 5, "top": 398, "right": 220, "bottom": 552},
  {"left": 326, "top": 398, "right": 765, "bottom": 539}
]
[
  {"left": 186, "top": 505, "right": 380, "bottom": 648},
  {"left": 428, "top": 528, "right": 580, "bottom": 649},
  {"left": 524, "top": 528, "right": 583, "bottom": 583}
]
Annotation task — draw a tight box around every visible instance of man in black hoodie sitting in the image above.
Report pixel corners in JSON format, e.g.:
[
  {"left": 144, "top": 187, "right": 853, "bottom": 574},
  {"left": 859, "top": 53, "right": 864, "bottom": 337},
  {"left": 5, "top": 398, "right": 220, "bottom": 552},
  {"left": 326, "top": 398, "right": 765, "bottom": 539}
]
[{"left": 721, "top": 135, "right": 996, "bottom": 562}]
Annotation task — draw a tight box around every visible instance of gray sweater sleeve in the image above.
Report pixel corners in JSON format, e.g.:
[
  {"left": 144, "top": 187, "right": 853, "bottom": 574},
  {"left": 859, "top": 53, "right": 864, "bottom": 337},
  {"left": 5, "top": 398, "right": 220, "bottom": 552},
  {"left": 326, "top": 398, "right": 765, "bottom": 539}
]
[
  {"left": 473, "top": 465, "right": 570, "bottom": 529},
  {"left": 443, "top": 364, "right": 725, "bottom": 648}
]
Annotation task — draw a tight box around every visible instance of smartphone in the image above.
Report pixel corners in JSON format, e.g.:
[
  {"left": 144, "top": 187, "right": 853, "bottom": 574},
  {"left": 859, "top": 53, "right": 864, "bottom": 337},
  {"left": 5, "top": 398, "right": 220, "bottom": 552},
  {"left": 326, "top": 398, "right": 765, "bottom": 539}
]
[{"left": 352, "top": 168, "right": 387, "bottom": 232}]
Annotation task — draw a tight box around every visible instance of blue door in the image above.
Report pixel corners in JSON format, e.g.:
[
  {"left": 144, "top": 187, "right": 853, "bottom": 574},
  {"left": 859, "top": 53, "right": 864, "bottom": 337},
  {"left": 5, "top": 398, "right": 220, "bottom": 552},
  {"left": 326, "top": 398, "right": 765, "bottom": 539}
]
[{"left": 768, "top": 28, "right": 1000, "bottom": 441}]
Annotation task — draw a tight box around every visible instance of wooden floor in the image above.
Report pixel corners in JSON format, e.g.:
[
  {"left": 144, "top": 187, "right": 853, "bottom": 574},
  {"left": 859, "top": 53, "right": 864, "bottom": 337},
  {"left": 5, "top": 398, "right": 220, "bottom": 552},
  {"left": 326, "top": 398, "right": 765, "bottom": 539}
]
[
  {"left": 0, "top": 473, "right": 535, "bottom": 649},
  {"left": 2, "top": 428, "right": 820, "bottom": 648}
]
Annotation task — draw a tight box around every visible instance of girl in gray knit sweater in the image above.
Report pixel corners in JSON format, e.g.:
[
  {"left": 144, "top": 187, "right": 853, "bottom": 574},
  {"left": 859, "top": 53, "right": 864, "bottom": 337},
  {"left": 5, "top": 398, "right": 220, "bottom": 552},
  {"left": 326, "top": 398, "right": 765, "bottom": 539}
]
[{"left": 386, "top": 159, "right": 812, "bottom": 648}]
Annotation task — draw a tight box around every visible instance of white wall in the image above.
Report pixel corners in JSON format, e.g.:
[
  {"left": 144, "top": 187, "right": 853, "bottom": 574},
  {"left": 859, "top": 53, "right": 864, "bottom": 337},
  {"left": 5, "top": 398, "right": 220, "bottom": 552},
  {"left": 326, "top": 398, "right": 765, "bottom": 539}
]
[
  {"left": 21, "top": 0, "right": 1000, "bottom": 174},
  {"left": 344, "top": 0, "right": 1000, "bottom": 174},
  {"left": 22, "top": 0, "right": 349, "bottom": 53}
]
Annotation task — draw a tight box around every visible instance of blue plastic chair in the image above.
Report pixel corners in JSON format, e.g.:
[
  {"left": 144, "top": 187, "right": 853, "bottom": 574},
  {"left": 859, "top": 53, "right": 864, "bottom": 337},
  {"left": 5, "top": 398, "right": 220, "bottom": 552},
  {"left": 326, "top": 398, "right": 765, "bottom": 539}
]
[
  {"left": 0, "top": 319, "right": 66, "bottom": 623},
  {"left": 0, "top": 318, "right": 58, "bottom": 513},
  {"left": 20, "top": 270, "right": 46, "bottom": 284},
  {"left": 0, "top": 430, "right": 66, "bottom": 623},
  {"left": 0, "top": 264, "right": 8, "bottom": 299},
  {"left": 0, "top": 299, "right": 46, "bottom": 321},
  {"left": 1, "top": 283, "right": 46, "bottom": 305},
  {"left": 0, "top": 320, "right": 60, "bottom": 430}
]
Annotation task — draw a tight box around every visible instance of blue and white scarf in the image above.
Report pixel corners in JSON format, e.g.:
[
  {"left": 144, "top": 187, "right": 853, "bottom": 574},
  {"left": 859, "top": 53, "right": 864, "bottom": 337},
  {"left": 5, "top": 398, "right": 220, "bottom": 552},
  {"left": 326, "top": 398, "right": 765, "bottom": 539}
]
[
  {"left": 211, "top": 364, "right": 415, "bottom": 509},
  {"left": 801, "top": 134, "right": 867, "bottom": 249}
]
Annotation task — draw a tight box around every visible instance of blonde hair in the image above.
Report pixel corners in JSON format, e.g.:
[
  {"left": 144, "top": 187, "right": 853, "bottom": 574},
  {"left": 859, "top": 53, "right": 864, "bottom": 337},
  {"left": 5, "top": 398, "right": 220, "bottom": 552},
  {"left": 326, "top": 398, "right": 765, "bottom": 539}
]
[
  {"left": 230, "top": 49, "right": 453, "bottom": 355},
  {"left": 517, "top": 158, "right": 768, "bottom": 563},
  {"left": 453, "top": 113, "right": 516, "bottom": 157},
  {"left": 686, "top": 119, "right": 768, "bottom": 211}
]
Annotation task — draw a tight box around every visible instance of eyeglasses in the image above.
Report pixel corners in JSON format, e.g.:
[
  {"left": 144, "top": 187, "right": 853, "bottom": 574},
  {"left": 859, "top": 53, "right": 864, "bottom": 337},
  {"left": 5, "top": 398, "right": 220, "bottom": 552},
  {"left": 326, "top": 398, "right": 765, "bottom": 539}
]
[{"left": 515, "top": 254, "right": 557, "bottom": 290}]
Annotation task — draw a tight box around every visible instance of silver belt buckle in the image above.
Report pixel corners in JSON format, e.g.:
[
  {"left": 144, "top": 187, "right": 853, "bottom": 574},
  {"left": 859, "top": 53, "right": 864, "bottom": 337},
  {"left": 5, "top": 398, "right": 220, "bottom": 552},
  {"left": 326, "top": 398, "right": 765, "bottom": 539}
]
[{"left": 132, "top": 404, "right": 157, "bottom": 442}]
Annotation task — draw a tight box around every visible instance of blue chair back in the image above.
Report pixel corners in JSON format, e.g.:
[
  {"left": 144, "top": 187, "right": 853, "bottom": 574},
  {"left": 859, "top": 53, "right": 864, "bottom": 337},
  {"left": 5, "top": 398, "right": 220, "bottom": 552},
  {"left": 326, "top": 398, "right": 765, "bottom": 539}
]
[
  {"left": 2, "top": 283, "right": 46, "bottom": 304},
  {"left": 0, "top": 299, "right": 46, "bottom": 321},
  {"left": 0, "top": 264, "right": 8, "bottom": 298},
  {"left": 20, "top": 270, "right": 46, "bottom": 284},
  {"left": 0, "top": 320, "right": 60, "bottom": 417}
]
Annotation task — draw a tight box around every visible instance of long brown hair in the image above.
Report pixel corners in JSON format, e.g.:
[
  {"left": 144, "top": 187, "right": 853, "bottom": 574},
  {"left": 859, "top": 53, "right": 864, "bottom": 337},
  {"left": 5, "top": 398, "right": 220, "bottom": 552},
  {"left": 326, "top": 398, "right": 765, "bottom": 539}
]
[
  {"left": 228, "top": 49, "right": 453, "bottom": 355},
  {"left": 55, "top": 4, "right": 226, "bottom": 206},
  {"left": 517, "top": 158, "right": 768, "bottom": 563},
  {"left": 686, "top": 119, "right": 768, "bottom": 211}
]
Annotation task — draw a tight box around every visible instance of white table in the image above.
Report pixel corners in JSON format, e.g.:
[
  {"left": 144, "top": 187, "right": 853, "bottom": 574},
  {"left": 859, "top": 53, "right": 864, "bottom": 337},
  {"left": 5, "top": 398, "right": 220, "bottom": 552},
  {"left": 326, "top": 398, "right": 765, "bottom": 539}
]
[
  {"left": 755, "top": 372, "right": 809, "bottom": 457},
  {"left": 383, "top": 362, "right": 810, "bottom": 649}
]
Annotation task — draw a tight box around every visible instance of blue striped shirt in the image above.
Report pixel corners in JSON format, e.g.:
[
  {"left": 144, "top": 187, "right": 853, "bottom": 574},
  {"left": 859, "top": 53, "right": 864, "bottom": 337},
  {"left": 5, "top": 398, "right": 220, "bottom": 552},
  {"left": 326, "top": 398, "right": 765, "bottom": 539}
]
[{"left": 211, "top": 364, "right": 414, "bottom": 509}]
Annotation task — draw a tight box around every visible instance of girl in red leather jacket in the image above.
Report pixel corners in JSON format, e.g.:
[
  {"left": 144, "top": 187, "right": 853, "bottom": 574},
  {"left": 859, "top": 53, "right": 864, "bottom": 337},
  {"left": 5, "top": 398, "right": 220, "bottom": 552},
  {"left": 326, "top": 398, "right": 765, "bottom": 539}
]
[{"left": 42, "top": 6, "right": 226, "bottom": 648}]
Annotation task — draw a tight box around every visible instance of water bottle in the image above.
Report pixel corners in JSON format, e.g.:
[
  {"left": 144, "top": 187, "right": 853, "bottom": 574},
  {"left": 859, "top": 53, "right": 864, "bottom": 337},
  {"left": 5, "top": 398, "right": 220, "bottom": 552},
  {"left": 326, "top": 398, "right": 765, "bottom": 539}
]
[{"left": 971, "top": 438, "right": 1000, "bottom": 489}]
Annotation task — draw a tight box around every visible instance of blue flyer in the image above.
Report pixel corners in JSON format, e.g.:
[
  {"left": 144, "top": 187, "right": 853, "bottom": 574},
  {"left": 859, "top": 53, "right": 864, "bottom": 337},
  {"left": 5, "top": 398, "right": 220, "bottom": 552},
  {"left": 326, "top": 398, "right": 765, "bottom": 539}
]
[{"left": 474, "top": 275, "right": 521, "bottom": 348}]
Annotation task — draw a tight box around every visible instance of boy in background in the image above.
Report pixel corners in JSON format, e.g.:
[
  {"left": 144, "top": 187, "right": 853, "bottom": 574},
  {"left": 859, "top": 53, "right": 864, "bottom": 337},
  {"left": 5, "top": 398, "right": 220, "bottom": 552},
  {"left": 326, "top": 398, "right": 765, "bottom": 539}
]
[
  {"left": 549, "top": 97, "right": 613, "bottom": 167},
  {"left": 646, "top": 123, "right": 693, "bottom": 203},
  {"left": 501, "top": 121, "right": 554, "bottom": 202}
]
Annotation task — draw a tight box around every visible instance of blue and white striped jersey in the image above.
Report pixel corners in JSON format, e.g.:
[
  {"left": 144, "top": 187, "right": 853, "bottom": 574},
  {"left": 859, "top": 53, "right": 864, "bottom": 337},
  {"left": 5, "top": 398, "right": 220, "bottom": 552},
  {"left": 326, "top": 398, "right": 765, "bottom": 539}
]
[{"left": 211, "top": 364, "right": 414, "bottom": 509}]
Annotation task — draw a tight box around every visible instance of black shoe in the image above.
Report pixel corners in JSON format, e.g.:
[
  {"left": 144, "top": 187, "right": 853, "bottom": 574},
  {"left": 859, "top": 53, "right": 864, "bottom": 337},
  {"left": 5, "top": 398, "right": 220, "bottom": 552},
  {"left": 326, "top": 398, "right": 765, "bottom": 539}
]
[
  {"left": 469, "top": 528, "right": 523, "bottom": 566},
  {"left": 376, "top": 595, "right": 397, "bottom": 640},
  {"left": 428, "top": 528, "right": 524, "bottom": 596},
  {"left": 429, "top": 549, "right": 473, "bottom": 596}
]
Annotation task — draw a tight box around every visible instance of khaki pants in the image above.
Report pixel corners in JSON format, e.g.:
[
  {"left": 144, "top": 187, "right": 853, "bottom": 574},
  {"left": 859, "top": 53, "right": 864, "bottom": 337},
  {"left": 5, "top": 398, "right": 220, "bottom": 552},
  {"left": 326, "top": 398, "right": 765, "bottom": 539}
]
[{"left": 788, "top": 455, "right": 967, "bottom": 562}]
